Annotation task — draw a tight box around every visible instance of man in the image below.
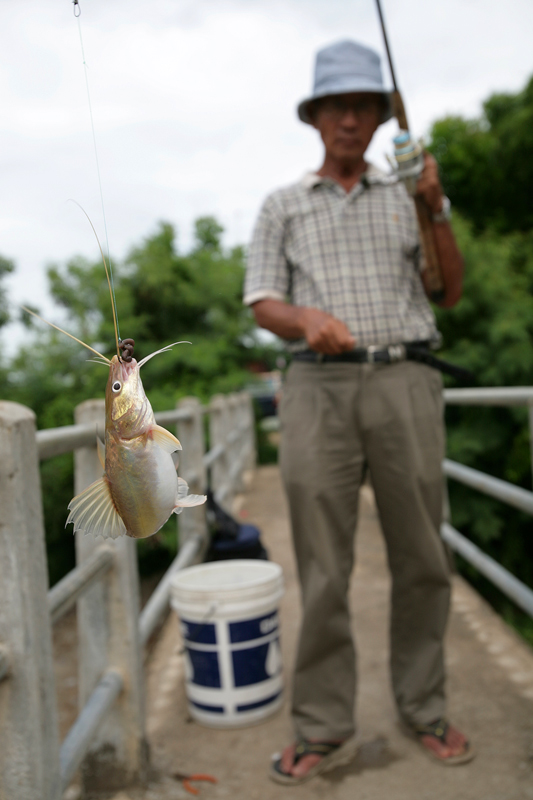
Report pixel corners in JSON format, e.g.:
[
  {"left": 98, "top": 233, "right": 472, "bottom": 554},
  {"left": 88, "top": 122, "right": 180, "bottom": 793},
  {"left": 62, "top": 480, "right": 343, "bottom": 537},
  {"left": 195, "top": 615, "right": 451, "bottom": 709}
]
[{"left": 244, "top": 40, "right": 473, "bottom": 784}]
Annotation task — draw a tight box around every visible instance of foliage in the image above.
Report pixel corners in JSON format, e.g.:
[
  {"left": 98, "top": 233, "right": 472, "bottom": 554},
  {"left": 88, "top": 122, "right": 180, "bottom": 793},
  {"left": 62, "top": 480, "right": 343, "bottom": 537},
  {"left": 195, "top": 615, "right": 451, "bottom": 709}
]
[
  {"left": 0, "top": 255, "right": 14, "bottom": 329},
  {"left": 430, "top": 202, "right": 533, "bottom": 642},
  {"left": 428, "top": 75, "right": 533, "bottom": 234},
  {"left": 1, "top": 218, "right": 277, "bottom": 585},
  {"left": 428, "top": 97, "right": 533, "bottom": 643}
]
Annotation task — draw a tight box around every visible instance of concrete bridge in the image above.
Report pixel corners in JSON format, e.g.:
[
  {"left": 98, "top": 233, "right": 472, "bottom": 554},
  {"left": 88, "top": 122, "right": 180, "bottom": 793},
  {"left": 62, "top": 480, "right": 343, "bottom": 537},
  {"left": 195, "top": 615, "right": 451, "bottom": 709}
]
[
  {"left": 59, "top": 466, "right": 533, "bottom": 800},
  {"left": 2, "top": 389, "right": 533, "bottom": 800}
]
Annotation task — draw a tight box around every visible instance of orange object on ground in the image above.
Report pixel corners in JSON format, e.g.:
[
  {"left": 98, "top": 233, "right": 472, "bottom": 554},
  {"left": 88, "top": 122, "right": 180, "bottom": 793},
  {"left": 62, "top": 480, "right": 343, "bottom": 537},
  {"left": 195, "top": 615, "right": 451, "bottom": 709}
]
[{"left": 173, "top": 772, "right": 218, "bottom": 796}]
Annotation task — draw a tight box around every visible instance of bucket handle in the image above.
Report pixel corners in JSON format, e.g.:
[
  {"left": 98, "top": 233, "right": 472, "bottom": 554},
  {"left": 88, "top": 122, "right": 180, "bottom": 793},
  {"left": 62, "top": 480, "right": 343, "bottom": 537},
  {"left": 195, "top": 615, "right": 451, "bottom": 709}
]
[{"left": 180, "top": 602, "right": 219, "bottom": 651}]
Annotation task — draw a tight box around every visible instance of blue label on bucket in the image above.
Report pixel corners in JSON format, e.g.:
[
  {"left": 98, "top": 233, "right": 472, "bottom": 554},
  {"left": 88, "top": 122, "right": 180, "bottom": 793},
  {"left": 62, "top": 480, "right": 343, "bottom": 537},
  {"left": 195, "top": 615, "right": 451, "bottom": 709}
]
[
  {"left": 229, "top": 611, "right": 279, "bottom": 644},
  {"left": 186, "top": 648, "right": 221, "bottom": 688},
  {"left": 181, "top": 618, "right": 217, "bottom": 645},
  {"left": 231, "top": 637, "right": 281, "bottom": 687}
]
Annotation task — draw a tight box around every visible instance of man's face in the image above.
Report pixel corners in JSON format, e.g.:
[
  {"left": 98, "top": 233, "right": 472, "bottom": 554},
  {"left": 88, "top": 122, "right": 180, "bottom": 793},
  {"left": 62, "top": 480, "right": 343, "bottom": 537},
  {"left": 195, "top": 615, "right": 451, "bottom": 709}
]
[{"left": 310, "top": 92, "right": 382, "bottom": 163}]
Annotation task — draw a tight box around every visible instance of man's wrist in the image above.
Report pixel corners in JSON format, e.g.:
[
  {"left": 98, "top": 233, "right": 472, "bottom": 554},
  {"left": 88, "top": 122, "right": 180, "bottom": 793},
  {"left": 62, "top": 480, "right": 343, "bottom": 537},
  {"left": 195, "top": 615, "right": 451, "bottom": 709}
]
[
  {"left": 294, "top": 306, "right": 311, "bottom": 338},
  {"left": 432, "top": 196, "right": 451, "bottom": 224}
]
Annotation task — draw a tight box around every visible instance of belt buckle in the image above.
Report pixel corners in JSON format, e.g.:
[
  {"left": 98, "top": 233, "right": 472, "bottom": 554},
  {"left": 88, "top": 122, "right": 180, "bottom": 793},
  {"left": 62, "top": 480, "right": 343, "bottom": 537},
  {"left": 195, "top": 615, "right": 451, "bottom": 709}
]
[
  {"left": 387, "top": 344, "right": 406, "bottom": 362},
  {"left": 366, "top": 345, "right": 380, "bottom": 363}
]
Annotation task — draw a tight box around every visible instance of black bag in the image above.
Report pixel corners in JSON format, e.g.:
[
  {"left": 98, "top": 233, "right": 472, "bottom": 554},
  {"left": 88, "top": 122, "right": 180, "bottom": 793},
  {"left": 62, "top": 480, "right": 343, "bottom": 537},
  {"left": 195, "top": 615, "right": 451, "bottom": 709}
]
[{"left": 204, "top": 488, "right": 268, "bottom": 562}]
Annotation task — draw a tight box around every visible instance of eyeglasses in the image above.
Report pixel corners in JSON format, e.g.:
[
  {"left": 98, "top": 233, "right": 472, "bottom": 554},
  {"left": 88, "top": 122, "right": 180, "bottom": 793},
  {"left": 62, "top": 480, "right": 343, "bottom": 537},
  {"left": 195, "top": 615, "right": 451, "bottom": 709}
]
[{"left": 315, "top": 96, "right": 381, "bottom": 120}]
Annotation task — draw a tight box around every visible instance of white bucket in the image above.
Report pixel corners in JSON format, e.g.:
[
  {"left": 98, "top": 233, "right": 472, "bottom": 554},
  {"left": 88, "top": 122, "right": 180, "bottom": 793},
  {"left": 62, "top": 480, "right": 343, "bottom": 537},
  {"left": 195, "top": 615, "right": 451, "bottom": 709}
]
[{"left": 170, "top": 559, "right": 284, "bottom": 728}]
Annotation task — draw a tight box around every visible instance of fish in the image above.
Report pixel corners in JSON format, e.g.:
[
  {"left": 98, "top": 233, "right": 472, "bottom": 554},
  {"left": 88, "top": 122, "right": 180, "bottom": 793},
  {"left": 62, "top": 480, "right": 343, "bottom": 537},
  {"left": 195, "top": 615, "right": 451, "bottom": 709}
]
[
  {"left": 66, "top": 350, "right": 206, "bottom": 540},
  {"left": 21, "top": 214, "right": 206, "bottom": 540}
]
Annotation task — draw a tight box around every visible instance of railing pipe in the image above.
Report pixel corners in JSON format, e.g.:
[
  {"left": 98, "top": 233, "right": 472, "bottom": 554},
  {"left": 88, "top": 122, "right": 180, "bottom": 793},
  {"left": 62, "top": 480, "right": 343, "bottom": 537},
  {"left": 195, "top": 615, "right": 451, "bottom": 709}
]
[
  {"left": 441, "top": 523, "right": 533, "bottom": 618},
  {"left": 37, "top": 422, "right": 99, "bottom": 461},
  {"left": 444, "top": 387, "right": 533, "bottom": 406},
  {"left": 203, "top": 441, "right": 225, "bottom": 468},
  {"left": 443, "top": 458, "right": 533, "bottom": 516},
  {"left": 244, "top": 391, "right": 257, "bottom": 472},
  {"left": 154, "top": 408, "right": 194, "bottom": 427},
  {"left": 209, "top": 394, "right": 230, "bottom": 507},
  {"left": 0, "top": 645, "right": 10, "bottom": 682},
  {"left": 36, "top": 410, "right": 196, "bottom": 462},
  {"left": 48, "top": 547, "right": 114, "bottom": 625},
  {"left": 215, "top": 431, "right": 249, "bottom": 505},
  {"left": 176, "top": 397, "right": 208, "bottom": 550},
  {"left": 60, "top": 669, "right": 123, "bottom": 792},
  {"left": 529, "top": 406, "right": 533, "bottom": 491},
  {"left": 139, "top": 534, "right": 203, "bottom": 648}
]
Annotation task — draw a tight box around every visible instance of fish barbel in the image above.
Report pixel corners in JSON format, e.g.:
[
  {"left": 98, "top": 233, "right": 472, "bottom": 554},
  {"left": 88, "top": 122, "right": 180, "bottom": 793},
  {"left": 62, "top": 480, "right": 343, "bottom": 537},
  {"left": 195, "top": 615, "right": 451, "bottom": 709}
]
[
  {"left": 66, "top": 352, "right": 206, "bottom": 540},
  {"left": 21, "top": 206, "right": 205, "bottom": 540},
  {"left": 22, "top": 207, "right": 205, "bottom": 540}
]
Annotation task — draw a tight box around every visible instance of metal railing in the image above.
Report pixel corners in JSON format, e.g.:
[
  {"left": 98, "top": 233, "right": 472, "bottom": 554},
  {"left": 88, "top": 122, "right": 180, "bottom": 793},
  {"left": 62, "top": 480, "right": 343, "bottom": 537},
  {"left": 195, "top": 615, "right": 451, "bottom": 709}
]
[
  {"left": 442, "top": 387, "right": 533, "bottom": 619},
  {"left": 257, "top": 386, "right": 533, "bottom": 619},
  {"left": 0, "top": 391, "right": 256, "bottom": 800}
]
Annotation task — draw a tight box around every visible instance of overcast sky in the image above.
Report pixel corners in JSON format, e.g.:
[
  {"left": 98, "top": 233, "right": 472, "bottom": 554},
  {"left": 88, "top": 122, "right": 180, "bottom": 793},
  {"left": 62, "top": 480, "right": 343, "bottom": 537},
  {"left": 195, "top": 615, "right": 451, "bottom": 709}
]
[{"left": 2, "top": 0, "right": 533, "bottom": 350}]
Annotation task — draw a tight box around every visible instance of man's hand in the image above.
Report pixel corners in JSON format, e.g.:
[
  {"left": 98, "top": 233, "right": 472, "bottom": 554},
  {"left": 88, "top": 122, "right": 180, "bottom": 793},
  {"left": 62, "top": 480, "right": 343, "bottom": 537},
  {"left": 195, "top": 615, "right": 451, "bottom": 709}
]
[
  {"left": 416, "top": 153, "right": 444, "bottom": 215},
  {"left": 300, "top": 308, "right": 356, "bottom": 354},
  {"left": 251, "top": 299, "right": 356, "bottom": 353}
]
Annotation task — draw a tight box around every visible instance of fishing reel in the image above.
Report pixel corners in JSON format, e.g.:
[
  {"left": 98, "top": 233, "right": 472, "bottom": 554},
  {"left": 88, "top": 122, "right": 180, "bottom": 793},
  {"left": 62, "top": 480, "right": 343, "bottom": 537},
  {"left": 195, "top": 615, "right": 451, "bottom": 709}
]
[{"left": 386, "top": 130, "right": 425, "bottom": 196}]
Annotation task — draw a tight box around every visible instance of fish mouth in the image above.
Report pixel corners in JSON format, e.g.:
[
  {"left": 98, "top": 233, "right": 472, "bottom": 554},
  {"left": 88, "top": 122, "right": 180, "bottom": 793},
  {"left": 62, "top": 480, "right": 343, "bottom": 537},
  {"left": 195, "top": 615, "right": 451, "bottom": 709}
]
[{"left": 119, "top": 358, "right": 138, "bottom": 379}]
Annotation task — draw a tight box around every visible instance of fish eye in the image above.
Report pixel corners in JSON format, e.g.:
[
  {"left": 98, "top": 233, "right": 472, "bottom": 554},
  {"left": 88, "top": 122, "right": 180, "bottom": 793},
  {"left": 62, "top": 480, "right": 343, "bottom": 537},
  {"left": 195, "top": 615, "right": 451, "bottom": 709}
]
[{"left": 112, "top": 381, "right": 121, "bottom": 393}]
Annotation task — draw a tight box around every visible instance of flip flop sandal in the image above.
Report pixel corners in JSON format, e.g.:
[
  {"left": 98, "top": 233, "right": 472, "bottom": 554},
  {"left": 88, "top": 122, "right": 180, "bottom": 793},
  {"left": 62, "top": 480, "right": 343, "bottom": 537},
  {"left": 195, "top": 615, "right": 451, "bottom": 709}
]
[
  {"left": 412, "top": 717, "right": 476, "bottom": 766},
  {"left": 269, "top": 736, "right": 359, "bottom": 785}
]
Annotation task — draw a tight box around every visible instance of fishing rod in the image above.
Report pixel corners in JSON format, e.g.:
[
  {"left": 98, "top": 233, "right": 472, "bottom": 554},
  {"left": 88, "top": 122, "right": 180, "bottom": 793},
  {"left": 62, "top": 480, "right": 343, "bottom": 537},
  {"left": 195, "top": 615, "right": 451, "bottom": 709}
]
[{"left": 375, "top": 0, "right": 446, "bottom": 303}]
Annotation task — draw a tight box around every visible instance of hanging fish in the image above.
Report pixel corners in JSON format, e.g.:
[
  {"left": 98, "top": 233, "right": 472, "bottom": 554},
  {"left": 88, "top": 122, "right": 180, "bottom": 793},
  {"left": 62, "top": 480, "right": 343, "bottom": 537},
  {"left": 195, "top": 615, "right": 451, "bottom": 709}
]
[
  {"left": 68, "top": 346, "right": 206, "bottom": 540},
  {"left": 21, "top": 218, "right": 206, "bottom": 540}
]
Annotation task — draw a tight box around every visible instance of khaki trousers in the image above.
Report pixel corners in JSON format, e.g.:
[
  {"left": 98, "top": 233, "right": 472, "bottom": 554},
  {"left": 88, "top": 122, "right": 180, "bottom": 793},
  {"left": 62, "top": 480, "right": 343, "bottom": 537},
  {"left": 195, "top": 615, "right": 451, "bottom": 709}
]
[{"left": 279, "top": 360, "right": 451, "bottom": 741}]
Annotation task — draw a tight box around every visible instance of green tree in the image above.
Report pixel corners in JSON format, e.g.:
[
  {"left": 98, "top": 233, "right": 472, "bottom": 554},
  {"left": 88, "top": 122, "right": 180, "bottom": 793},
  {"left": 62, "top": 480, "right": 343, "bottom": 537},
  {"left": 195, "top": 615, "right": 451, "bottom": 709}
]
[
  {"left": 1, "top": 218, "right": 276, "bottom": 585},
  {"left": 426, "top": 75, "right": 533, "bottom": 643},
  {"left": 0, "top": 255, "right": 14, "bottom": 329},
  {"left": 428, "top": 75, "right": 533, "bottom": 233},
  {"left": 433, "top": 218, "right": 533, "bottom": 643}
]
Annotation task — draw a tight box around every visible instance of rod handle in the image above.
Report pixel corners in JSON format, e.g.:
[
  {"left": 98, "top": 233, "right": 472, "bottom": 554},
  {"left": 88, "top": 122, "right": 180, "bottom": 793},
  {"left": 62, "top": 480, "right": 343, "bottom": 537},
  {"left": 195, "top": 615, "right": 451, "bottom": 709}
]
[
  {"left": 414, "top": 196, "right": 446, "bottom": 303},
  {"left": 391, "top": 90, "right": 408, "bottom": 132}
]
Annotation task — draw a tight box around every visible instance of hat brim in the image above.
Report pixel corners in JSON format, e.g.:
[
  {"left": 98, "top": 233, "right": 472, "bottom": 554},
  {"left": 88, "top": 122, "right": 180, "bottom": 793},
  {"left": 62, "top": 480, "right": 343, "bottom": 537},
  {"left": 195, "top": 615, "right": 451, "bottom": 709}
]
[{"left": 298, "top": 86, "right": 393, "bottom": 125}]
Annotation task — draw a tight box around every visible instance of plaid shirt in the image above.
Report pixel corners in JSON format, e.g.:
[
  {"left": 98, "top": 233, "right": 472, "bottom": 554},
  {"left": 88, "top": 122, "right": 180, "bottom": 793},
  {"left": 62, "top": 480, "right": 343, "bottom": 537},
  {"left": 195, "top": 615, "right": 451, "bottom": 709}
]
[{"left": 244, "top": 164, "right": 439, "bottom": 351}]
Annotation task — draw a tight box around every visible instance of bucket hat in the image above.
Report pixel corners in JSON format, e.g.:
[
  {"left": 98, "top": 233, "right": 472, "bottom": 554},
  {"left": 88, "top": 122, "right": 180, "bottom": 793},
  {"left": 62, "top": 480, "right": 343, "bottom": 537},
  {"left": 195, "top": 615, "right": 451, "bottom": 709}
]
[{"left": 297, "top": 40, "right": 392, "bottom": 125}]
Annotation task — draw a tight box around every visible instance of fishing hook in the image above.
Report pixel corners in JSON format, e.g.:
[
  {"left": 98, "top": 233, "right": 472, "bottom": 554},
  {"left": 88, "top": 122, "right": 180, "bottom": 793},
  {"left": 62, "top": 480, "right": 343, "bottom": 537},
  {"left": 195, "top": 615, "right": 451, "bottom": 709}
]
[{"left": 73, "top": 0, "right": 81, "bottom": 18}]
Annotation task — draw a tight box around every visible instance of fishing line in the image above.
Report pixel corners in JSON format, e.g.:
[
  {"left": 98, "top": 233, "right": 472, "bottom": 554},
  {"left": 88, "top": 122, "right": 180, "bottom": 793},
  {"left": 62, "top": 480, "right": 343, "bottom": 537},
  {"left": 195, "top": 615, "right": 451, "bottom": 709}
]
[{"left": 72, "top": 0, "right": 121, "bottom": 345}]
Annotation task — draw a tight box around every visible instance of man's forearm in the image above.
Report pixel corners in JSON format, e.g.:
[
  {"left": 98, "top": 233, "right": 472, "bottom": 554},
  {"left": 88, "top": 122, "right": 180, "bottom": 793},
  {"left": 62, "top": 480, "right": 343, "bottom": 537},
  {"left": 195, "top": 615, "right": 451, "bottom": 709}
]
[
  {"left": 251, "top": 299, "right": 356, "bottom": 355},
  {"left": 251, "top": 299, "right": 308, "bottom": 339},
  {"left": 431, "top": 221, "right": 464, "bottom": 308}
]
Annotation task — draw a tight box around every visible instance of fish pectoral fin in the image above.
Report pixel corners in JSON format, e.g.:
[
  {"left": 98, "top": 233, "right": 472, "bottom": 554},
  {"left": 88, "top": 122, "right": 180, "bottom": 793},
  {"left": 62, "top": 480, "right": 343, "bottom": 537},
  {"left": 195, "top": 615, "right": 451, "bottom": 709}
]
[
  {"left": 67, "top": 477, "right": 127, "bottom": 540},
  {"left": 172, "top": 477, "right": 206, "bottom": 515},
  {"left": 97, "top": 436, "right": 106, "bottom": 469},
  {"left": 172, "top": 495, "right": 207, "bottom": 515},
  {"left": 151, "top": 424, "right": 183, "bottom": 453}
]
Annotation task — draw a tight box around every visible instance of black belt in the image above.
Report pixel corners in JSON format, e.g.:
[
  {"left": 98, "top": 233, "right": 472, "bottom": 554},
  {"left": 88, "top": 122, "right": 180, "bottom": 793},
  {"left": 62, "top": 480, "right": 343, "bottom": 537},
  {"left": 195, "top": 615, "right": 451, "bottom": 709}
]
[{"left": 292, "top": 342, "right": 474, "bottom": 383}]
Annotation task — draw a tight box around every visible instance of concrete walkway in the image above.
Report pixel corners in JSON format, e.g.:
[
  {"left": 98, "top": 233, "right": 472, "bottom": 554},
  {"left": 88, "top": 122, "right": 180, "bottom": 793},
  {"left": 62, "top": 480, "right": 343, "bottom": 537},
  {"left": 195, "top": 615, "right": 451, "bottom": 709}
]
[{"left": 131, "top": 466, "right": 533, "bottom": 800}]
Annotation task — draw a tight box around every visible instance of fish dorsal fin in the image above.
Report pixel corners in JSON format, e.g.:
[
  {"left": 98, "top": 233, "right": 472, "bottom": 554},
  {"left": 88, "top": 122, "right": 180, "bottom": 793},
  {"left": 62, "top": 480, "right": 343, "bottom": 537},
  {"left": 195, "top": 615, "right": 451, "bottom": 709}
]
[
  {"left": 67, "top": 477, "right": 127, "bottom": 540},
  {"left": 97, "top": 436, "right": 106, "bottom": 469},
  {"left": 151, "top": 424, "right": 182, "bottom": 453}
]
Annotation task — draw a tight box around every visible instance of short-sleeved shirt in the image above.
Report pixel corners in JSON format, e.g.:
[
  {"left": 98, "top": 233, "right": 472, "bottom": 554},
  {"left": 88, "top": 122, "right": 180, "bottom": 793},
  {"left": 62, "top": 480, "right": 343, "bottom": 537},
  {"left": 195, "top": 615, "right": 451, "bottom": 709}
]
[{"left": 244, "top": 164, "right": 439, "bottom": 351}]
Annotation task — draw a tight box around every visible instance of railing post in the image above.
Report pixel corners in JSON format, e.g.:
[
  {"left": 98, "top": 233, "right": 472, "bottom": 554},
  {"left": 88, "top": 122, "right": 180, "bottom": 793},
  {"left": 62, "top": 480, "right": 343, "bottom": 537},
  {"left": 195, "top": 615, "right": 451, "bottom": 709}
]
[
  {"left": 209, "top": 394, "right": 230, "bottom": 505},
  {"left": 176, "top": 397, "right": 208, "bottom": 549},
  {"left": 527, "top": 401, "right": 533, "bottom": 490},
  {"left": 244, "top": 391, "right": 257, "bottom": 473},
  {"left": 228, "top": 393, "right": 245, "bottom": 495},
  {"left": 74, "top": 400, "right": 147, "bottom": 795},
  {"left": 0, "top": 402, "right": 61, "bottom": 800}
]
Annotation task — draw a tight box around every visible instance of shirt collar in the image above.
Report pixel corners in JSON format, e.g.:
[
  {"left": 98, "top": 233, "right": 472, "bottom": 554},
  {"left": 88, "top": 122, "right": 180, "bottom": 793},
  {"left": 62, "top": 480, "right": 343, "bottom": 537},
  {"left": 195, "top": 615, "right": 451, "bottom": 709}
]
[{"left": 301, "top": 162, "right": 396, "bottom": 190}]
